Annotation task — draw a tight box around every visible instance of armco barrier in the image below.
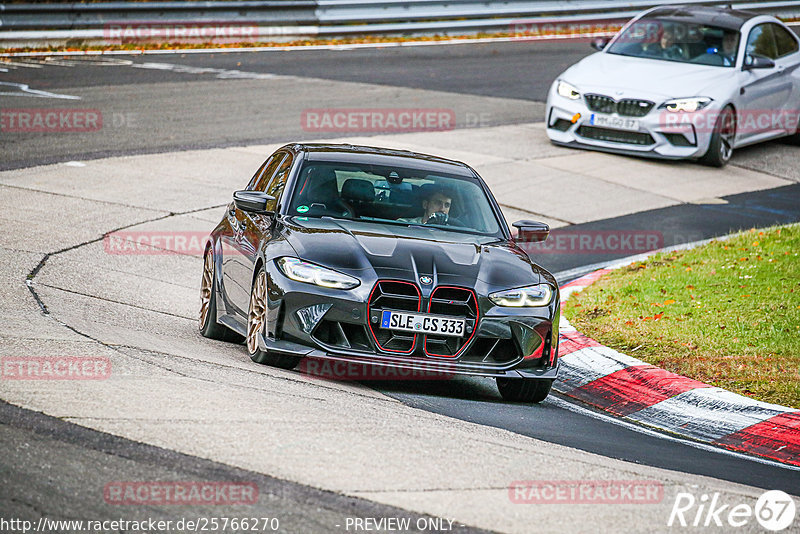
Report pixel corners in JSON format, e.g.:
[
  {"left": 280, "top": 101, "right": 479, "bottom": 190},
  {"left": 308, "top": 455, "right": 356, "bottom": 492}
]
[{"left": 1, "top": 0, "right": 799, "bottom": 49}]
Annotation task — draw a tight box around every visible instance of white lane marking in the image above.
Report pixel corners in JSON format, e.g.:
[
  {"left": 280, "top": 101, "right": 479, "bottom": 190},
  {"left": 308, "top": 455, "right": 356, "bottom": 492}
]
[
  {"left": 40, "top": 58, "right": 82, "bottom": 67},
  {"left": 547, "top": 395, "right": 800, "bottom": 471},
  {"left": 131, "top": 61, "right": 276, "bottom": 79},
  {"left": 0, "top": 59, "right": 43, "bottom": 68},
  {"left": 64, "top": 161, "right": 86, "bottom": 167},
  {"left": 68, "top": 57, "right": 134, "bottom": 66},
  {"left": 628, "top": 387, "right": 795, "bottom": 442},
  {"left": 0, "top": 81, "right": 81, "bottom": 100}
]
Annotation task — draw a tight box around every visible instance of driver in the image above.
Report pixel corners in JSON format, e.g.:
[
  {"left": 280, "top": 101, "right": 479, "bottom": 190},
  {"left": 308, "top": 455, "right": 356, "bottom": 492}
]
[
  {"left": 659, "top": 28, "right": 686, "bottom": 60},
  {"left": 645, "top": 26, "right": 686, "bottom": 60},
  {"left": 401, "top": 185, "right": 453, "bottom": 225},
  {"left": 719, "top": 32, "right": 739, "bottom": 66}
]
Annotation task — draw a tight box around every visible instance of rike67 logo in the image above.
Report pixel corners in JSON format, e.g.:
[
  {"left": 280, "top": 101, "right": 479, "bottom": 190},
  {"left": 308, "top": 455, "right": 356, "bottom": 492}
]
[{"left": 668, "top": 490, "right": 796, "bottom": 531}]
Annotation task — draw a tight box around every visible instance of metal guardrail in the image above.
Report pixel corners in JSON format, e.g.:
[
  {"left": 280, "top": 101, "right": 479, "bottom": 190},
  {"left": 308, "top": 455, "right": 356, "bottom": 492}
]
[
  {"left": 0, "top": 2, "right": 319, "bottom": 30},
  {"left": 1, "top": 0, "right": 799, "bottom": 48}
]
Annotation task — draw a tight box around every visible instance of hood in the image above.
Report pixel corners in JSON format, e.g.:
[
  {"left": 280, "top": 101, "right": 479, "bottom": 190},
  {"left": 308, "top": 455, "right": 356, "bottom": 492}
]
[
  {"left": 562, "top": 52, "right": 735, "bottom": 100},
  {"left": 283, "top": 217, "right": 548, "bottom": 292}
]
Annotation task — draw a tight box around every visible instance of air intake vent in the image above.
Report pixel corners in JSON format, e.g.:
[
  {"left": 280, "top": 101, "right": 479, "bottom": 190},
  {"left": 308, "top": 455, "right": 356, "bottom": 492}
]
[
  {"left": 367, "top": 280, "right": 421, "bottom": 353},
  {"left": 577, "top": 126, "right": 655, "bottom": 146},
  {"left": 424, "top": 286, "right": 478, "bottom": 358},
  {"left": 585, "top": 94, "right": 653, "bottom": 117}
]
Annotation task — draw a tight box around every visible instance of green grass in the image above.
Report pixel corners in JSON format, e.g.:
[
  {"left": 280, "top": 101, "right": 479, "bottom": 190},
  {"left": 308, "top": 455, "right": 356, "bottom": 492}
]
[{"left": 564, "top": 224, "right": 800, "bottom": 408}]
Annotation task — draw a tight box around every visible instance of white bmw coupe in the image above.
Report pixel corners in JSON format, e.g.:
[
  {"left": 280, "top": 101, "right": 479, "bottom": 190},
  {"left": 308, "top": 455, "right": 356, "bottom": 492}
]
[{"left": 545, "top": 5, "right": 800, "bottom": 166}]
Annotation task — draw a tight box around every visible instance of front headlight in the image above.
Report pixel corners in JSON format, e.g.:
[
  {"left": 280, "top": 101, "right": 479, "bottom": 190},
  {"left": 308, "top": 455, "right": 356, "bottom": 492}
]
[
  {"left": 557, "top": 80, "right": 581, "bottom": 100},
  {"left": 659, "top": 97, "right": 713, "bottom": 113},
  {"left": 276, "top": 257, "right": 360, "bottom": 290},
  {"left": 489, "top": 284, "right": 553, "bottom": 307}
]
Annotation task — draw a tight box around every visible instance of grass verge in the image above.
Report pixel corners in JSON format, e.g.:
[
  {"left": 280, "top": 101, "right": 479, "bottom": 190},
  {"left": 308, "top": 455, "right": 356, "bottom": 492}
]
[{"left": 563, "top": 224, "right": 800, "bottom": 408}]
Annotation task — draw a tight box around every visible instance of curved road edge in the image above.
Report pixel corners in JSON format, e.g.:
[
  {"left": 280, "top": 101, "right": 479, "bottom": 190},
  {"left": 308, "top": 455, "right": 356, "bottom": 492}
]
[{"left": 555, "top": 251, "right": 800, "bottom": 469}]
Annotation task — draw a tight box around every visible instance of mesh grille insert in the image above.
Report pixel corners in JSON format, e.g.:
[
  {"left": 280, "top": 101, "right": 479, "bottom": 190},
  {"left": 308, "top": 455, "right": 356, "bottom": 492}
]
[
  {"left": 424, "top": 287, "right": 478, "bottom": 358},
  {"left": 368, "top": 281, "right": 421, "bottom": 353}
]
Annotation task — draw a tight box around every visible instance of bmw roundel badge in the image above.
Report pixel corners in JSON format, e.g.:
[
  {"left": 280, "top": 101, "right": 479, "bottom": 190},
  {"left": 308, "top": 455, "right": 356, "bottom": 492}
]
[{"left": 419, "top": 275, "right": 433, "bottom": 285}]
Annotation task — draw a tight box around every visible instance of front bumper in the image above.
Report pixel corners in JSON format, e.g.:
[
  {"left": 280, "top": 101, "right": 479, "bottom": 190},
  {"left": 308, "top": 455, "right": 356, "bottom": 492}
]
[
  {"left": 265, "top": 264, "right": 559, "bottom": 379},
  {"left": 545, "top": 86, "right": 716, "bottom": 160},
  {"left": 258, "top": 333, "right": 559, "bottom": 379}
]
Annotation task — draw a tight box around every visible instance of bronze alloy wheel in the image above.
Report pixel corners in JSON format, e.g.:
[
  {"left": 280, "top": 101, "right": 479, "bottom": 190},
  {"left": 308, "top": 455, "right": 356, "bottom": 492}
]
[
  {"left": 247, "top": 270, "right": 268, "bottom": 354},
  {"left": 199, "top": 251, "right": 214, "bottom": 330}
]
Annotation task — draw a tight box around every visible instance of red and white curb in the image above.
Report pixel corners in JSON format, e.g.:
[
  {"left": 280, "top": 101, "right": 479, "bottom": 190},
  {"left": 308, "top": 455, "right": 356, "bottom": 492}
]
[{"left": 555, "top": 269, "right": 800, "bottom": 468}]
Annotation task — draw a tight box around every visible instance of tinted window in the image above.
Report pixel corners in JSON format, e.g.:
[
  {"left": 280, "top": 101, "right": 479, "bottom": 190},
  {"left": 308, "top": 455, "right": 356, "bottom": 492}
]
[
  {"left": 264, "top": 153, "right": 293, "bottom": 212},
  {"left": 772, "top": 24, "right": 799, "bottom": 57},
  {"left": 746, "top": 24, "right": 778, "bottom": 59},
  {"left": 288, "top": 161, "right": 503, "bottom": 237},
  {"left": 606, "top": 18, "right": 741, "bottom": 67},
  {"left": 250, "top": 152, "right": 287, "bottom": 192}
]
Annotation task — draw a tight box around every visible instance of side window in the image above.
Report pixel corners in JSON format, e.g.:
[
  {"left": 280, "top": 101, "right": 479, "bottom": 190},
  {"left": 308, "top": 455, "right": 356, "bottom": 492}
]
[
  {"left": 251, "top": 153, "right": 287, "bottom": 192},
  {"left": 772, "top": 24, "right": 799, "bottom": 57},
  {"left": 264, "top": 154, "right": 294, "bottom": 212},
  {"left": 746, "top": 24, "right": 778, "bottom": 59},
  {"left": 245, "top": 157, "right": 273, "bottom": 191}
]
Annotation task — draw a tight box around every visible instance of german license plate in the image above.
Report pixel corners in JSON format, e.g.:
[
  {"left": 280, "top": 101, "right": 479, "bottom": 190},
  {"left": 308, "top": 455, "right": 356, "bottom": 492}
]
[
  {"left": 590, "top": 114, "right": 640, "bottom": 131},
  {"left": 380, "top": 310, "right": 465, "bottom": 337}
]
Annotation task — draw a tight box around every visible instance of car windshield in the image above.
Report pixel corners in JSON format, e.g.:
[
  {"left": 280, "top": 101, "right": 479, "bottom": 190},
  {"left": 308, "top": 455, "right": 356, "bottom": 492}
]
[
  {"left": 287, "top": 161, "right": 504, "bottom": 237},
  {"left": 607, "top": 18, "right": 740, "bottom": 67}
]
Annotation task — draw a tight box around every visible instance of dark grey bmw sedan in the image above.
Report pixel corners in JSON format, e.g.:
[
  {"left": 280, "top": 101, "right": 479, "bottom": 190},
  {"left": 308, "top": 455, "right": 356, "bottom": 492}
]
[{"left": 200, "top": 143, "right": 559, "bottom": 402}]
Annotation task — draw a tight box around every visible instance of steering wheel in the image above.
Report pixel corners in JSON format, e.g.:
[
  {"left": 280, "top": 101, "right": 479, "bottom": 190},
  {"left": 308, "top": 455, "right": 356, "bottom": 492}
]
[{"left": 332, "top": 198, "right": 356, "bottom": 218}]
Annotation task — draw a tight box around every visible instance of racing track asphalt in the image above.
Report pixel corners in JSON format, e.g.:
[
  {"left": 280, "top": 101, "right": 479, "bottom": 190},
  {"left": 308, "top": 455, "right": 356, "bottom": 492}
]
[{"left": 1, "top": 38, "right": 799, "bottom": 529}]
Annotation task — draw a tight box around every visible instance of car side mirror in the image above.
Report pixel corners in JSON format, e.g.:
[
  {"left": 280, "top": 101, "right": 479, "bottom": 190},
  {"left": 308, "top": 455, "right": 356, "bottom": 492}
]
[
  {"left": 591, "top": 37, "right": 611, "bottom": 51},
  {"left": 233, "top": 190, "right": 275, "bottom": 214},
  {"left": 743, "top": 53, "right": 775, "bottom": 71},
  {"left": 513, "top": 220, "right": 550, "bottom": 243}
]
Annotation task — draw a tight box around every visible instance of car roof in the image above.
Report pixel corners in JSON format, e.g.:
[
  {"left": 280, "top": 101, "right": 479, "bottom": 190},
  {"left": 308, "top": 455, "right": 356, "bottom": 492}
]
[
  {"left": 285, "top": 143, "right": 476, "bottom": 177},
  {"left": 645, "top": 5, "right": 761, "bottom": 31}
]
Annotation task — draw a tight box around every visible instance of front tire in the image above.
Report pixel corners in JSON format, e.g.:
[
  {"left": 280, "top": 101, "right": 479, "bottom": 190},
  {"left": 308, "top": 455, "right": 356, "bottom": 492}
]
[
  {"left": 699, "top": 105, "right": 735, "bottom": 167},
  {"left": 496, "top": 377, "right": 553, "bottom": 403},
  {"left": 200, "top": 248, "right": 244, "bottom": 343},
  {"left": 247, "top": 267, "right": 300, "bottom": 370}
]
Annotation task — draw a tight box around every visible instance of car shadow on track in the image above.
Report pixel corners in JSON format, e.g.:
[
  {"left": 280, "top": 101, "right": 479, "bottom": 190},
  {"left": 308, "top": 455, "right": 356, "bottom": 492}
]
[{"left": 358, "top": 375, "right": 555, "bottom": 407}]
